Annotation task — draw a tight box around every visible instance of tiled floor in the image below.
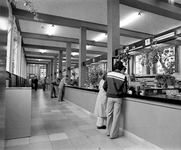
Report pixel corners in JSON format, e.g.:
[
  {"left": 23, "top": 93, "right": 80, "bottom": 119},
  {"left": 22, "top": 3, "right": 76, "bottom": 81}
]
[{"left": 5, "top": 89, "right": 151, "bottom": 150}]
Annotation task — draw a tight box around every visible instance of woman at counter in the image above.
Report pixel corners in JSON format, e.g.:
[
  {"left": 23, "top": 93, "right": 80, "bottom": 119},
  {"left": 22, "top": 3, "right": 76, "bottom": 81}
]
[{"left": 94, "top": 73, "right": 107, "bottom": 129}]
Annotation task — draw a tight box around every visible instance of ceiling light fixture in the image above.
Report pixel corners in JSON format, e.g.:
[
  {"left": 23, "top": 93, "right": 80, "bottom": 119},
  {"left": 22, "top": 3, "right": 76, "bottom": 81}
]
[
  {"left": 41, "top": 49, "right": 45, "bottom": 53},
  {"left": 47, "top": 24, "right": 56, "bottom": 36},
  {"left": 71, "top": 52, "right": 79, "bottom": 56},
  {"left": 86, "top": 45, "right": 92, "bottom": 49},
  {"left": 0, "top": 17, "right": 8, "bottom": 31},
  {"left": 120, "top": 12, "right": 142, "bottom": 28},
  {"left": 94, "top": 33, "right": 107, "bottom": 42}
]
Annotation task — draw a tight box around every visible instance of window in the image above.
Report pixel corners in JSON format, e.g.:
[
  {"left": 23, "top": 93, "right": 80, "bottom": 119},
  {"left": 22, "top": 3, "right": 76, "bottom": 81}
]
[
  {"left": 40, "top": 68, "right": 46, "bottom": 78},
  {"left": 157, "top": 47, "right": 175, "bottom": 74},
  {"left": 135, "top": 55, "right": 142, "bottom": 75}
]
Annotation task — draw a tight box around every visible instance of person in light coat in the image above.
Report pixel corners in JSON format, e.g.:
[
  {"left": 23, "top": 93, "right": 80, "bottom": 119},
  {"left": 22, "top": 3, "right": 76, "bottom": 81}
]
[
  {"left": 94, "top": 73, "right": 107, "bottom": 129},
  {"left": 58, "top": 75, "right": 69, "bottom": 102}
]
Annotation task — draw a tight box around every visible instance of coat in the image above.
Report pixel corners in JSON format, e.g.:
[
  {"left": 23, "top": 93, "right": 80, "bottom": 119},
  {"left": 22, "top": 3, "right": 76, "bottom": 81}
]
[{"left": 94, "top": 79, "right": 107, "bottom": 117}]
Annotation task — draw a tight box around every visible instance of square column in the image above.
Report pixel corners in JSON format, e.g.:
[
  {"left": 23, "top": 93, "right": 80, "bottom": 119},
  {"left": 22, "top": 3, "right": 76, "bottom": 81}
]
[
  {"left": 48, "top": 62, "right": 51, "bottom": 84},
  {"left": 59, "top": 51, "right": 63, "bottom": 79},
  {"left": 6, "top": 16, "right": 15, "bottom": 73},
  {"left": 54, "top": 56, "right": 57, "bottom": 79},
  {"left": 16, "top": 31, "right": 21, "bottom": 76},
  {"left": 46, "top": 64, "right": 48, "bottom": 77},
  {"left": 79, "top": 27, "right": 87, "bottom": 87},
  {"left": 107, "top": 0, "right": 120, "bottom": 71},
  {"left": 51, "top": 60, "right": 53, "bottom": 82},
  {"left": 66, "top": 42, "right": 71, "bottom": 78}
]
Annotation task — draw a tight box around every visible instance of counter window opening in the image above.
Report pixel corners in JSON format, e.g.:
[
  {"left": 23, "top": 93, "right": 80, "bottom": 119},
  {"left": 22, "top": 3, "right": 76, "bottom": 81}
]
[{"left": 133, "top": 46, "right": 178, "bottom": 76}]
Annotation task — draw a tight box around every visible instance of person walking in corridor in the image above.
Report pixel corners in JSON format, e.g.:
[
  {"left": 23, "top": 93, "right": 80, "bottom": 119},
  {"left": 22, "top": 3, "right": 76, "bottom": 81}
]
[
  {"left": 103, "top": 61, "right": 127, "bottom": 139},
  {"left": 43, "top": 76, "right": 47, "bottom": 91},
  {"left": 34, "top": 76, "right": 38, "bottom": 91},
  {"left": 94, "top": 72, "right": 107, "bottom": 129},
  {"left": 58, "top": 75, "right": 69, "bottom": 102}
]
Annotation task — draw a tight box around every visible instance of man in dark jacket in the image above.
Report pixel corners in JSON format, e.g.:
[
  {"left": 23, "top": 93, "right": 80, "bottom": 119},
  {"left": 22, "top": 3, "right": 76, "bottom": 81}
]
[
  {"left": 34, "top": 76, "right": 38, "bottom": 91},
  {"left": 103, "top": 61, "right": 127, "bottom": 139}
]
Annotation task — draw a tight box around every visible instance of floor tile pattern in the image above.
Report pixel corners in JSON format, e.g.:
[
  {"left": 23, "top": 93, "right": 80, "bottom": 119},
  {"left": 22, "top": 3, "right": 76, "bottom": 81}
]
[{"left": 5, "top": 90, "right": 151, "bottom": 150}]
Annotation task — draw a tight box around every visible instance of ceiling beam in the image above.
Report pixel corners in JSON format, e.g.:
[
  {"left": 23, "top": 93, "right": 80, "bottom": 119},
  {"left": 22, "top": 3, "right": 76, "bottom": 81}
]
[
  {"left": 120, "top": 0, "right": 181, "bottom": 22},
  {"left": 25, "top": 52, "right": 93, "bottom": 59},
  {"left": 25, "top": 51, "right": 58, "bottom": 56},
  {"left": 26, "top": 56, "right": 53, "bottom": 60},
  {"left": 21, "top": 32, "right": 107, "bottom": 47},
  {"left": 27, "top": 57, "right": 79, "bottom": 63},
  {"left": 27, "top": 61, "right": 49, "bottom": 64},
  {"left": 13, "top": 8, "right": 152, "bottom": 39},
  {"left": 23, "top": 44, "right": 106, "bottom": 55}
]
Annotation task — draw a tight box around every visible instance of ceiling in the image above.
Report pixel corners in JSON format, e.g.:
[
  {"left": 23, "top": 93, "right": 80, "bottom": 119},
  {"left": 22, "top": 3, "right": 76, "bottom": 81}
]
[{"left": 10, "top": 0, "right": 181, "bottom": 66}]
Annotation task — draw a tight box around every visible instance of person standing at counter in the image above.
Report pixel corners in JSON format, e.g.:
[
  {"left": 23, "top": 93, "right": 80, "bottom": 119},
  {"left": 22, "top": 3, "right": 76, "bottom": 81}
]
[
  {"left": 50, "top": 78, "right": 60, "bottom": 98},
  {"left": 103, "top": 61, "right": 127, "bottom": 139},
  {"left": 58, "top": 75, "right": 69, "bottom": 102},
  {"left": 94, "top": 73, "right": 107, "bottom": 129}
]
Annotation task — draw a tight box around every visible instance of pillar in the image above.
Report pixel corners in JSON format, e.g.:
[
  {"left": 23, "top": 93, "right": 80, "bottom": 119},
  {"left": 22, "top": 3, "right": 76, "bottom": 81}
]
[
  {"left": 79, "top": 27, "right": 87, "bottom": 87},
  {"left": 48, "top": 62, "right": 51, "bottom": 84},
  {"left": 54, "top": 56, "right": 57, "bottom": 79},
  {"left": 6, "top": 16, "right": 15, "bottom": 73},
  {"left": 0, "top": 3, "right": 8, "bottom": 149},
  {"left": 16, "top": 31, "right": 21, "bottom": 76},
  {"left": 46, "top": 64, "right": 48, "bottom": 77},
  {"left": 51, "top": 59, "right": 53, "bottom": 82},
  {"left": 107, "top": 0, "right": 120, "bottom": 71},
  {"left": 59, "top": 51, "right": 63, "bottom": 79},
  {"left": 66, "top": 42, "right": 71, "bottom": 78}
]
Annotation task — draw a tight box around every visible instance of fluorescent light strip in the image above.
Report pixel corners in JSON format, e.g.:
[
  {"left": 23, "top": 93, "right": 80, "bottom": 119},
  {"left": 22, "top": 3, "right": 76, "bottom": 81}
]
[
  {"left": 155, "top": 32, "right": 175, "bottom": 41},
  {"left": 94, "top": 33, "right": 107, "bottom": 42},
  {"left": 120, "top": 12, "right": 141, "bottom": 28},
  {"left": 47, "top": 25, "right": 56, "bottom": 36},
  {"left": 71, "top": 52, "right": 79, "bottom": 56},
  {"left": 129, "top": 46, "right": 143, "bottom": 52},
  {"left": 0, "top": 17, "right": 8, "bottom": 31}
]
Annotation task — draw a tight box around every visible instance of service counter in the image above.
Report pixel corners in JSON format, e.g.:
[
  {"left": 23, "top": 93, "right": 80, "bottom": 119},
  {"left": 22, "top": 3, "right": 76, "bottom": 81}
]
[{"left": 64, "top": 86, "right": 181, "bottom": 150}]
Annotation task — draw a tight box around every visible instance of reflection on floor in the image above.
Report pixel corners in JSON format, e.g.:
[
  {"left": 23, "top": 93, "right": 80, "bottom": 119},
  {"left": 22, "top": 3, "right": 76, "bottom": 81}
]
[{"left": 5, "top": 90, "right": 151, "bottom": 150}]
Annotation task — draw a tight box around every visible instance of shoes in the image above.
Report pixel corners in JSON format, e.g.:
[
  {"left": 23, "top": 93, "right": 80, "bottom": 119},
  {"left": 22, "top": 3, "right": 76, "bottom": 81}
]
[
  {"left": 97, "top": 125, "right": 106, "bottom": 129},
  {"left": 110, "top": 136, "right": 118, "bottom": 139},
  {"left": 51, "top": 96, "right": 57, "bottom": 98}
]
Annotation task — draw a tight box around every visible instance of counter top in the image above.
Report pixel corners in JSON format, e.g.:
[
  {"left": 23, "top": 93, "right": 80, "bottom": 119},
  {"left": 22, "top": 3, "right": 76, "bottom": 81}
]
[
  {"left": 144, "top": 87, "right": 181, "bottom": 90},
  {"left": 66, "top": 86, "right": 181, "bottom": 106},
  {"left": 126, "top": 94, "right": 181, "bottom": 106}
]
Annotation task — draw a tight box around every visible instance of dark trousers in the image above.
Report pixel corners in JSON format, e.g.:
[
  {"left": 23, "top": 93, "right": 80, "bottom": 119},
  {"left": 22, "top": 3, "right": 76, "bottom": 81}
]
[
  {"left": 35, "top": 83, "right": 38, "bottom": 91},
  {"left": 51, "top": 84, "right": 56, "bottom": 97},
  {"left": 43, "top": 83, "right": 46, "bottom": 91},
  {"left": 58, "top": 86, "right": 65, "bottom": 101}
]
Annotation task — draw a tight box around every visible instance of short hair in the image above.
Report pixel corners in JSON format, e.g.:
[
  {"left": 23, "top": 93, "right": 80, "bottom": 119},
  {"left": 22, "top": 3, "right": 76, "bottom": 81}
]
[
  {"left": 113, "top": 61, "right": 124, "bottom": 71},
  {"left": 102, "top": 72, "right": 107, "bottom": 80},
  {"left": 123, "top": 66, "right": 126, "bottom": 71}
]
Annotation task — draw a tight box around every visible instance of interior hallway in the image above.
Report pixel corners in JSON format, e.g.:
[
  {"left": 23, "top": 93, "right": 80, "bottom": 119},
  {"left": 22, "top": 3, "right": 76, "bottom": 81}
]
[{"left": 5, "top": 89, "right": 151, "bottom": 150}]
